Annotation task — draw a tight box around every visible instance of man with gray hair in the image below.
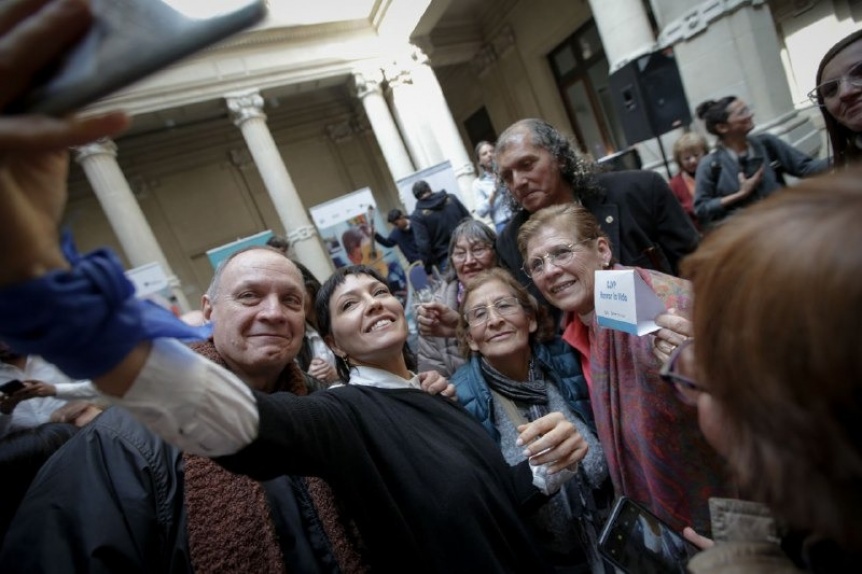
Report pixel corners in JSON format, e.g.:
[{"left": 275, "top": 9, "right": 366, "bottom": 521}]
[
  {"left": 494, "top": 119, "right": 698, "bottom": 295},
  {"left": 2, "top": 247, "right": 367, "bottom": 573}
]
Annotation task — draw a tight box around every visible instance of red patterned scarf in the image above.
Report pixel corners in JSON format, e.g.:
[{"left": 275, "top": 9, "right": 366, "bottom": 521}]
[{"left": 565, "top": 268, "right": 737, "bottom": 535}]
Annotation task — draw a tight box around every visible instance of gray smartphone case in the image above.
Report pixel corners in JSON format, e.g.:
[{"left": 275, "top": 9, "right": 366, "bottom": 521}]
[{"left": 18, "top": 0, "right": 266, "bottom": 115}]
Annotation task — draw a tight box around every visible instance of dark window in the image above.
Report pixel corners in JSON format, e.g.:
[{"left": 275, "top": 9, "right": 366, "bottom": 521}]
[
  {"left": 548, "top": 20, "right": 626, "bottom": 159},
  {"left": 464, "top": 106, "right": 496, "bottom": 150}
]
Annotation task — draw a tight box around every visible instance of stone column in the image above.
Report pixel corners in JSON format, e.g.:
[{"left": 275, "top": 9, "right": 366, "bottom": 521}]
[
  {"left": 225, "top": 91, "right": 333, "bottom": 282},
  {"left": 653, "top": 0, "right": 821, "bottom": 155},
  {"left": 406, "top": 46, "right": 477, "bottom": 211},
  {"left": 588, "top": 0, "right": 655, "bottom": 71},
  {"left": 74, "top": 139, "right": 190, "bottom": 312},
  {"left": 353, "top": 68, "right": 415, "bottom": 182},
  {"left": 384, "top": 65, "right": 445, "bottom": 171}
]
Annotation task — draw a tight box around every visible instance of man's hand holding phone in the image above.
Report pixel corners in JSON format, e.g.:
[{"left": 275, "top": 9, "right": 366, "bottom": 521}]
[{"left": 0, "top": 0, "right": 130, "bottom": 287}]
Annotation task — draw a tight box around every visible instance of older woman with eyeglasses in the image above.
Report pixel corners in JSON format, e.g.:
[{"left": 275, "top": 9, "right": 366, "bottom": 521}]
[
  {"left": 451, "top": 267, "right": 611, "bottom": 573},
  {"left": 416, "top": 219, "right": 499, "bottom": 377},
  {"left": 517, "top": 203, "right": 736, "bottom": 537},
  {"left": 812, "top": 29, "right": 862, "bottom": 168}
]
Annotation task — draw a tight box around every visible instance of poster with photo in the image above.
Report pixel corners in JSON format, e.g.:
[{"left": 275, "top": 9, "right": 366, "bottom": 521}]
[
  {"left": 205, "top": 230, "right": 274, "bottom": 270},
  {"left": 309, "top": 188, "right": 407, "bottom": 300}
]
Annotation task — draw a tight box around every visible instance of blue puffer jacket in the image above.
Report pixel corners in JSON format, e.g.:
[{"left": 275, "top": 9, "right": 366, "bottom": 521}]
[{"left": 452, "top": 337, "right": 594, "bottom": 443}]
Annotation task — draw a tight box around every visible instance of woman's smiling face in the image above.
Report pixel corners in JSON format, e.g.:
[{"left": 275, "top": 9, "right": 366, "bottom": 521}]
[
  {"left": 463, "top": 279, "right": 535, "bottom": 368},
  {"left": 325, "top": 273, "right": 408, "bottom": 367},
  {"left": 524, "top": 224, "right": 611, "bottom": 316}
]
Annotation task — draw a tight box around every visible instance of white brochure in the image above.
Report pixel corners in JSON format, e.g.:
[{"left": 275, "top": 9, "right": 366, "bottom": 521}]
[{"left": 594, "top": 269, "right": 666, "bottom": 336}]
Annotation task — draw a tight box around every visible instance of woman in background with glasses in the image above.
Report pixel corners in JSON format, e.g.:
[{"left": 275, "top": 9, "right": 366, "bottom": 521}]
[
  {"left": 451, "top": 267, "right": 610, "bottom": 573},
  {"left": 812, "top": 29, "right": 862, "bottom": 168},
  {"left": 664, "top": 171, "right": 862, "bottom": 573},
  {"left": 416, "top": 219, "right": 499, "bottom": 377},
  {"left": 693, "top": 97, "right": 828, "bottom": 228},
  {"left": 517, "top": 203, "right": 736, "bottom": 537}
]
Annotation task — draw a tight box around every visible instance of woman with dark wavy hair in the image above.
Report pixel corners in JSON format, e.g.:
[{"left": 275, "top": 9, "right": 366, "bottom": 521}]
[
  {"left": 811, "top": 29, "right": 862, "bottom": 168},
  {"left": 693, "top": 97, "right": 828, "bottom": 227}
]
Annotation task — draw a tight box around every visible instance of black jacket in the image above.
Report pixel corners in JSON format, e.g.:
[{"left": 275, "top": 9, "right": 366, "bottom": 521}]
[
  {"left": 374, "top": 227, "right": 420, "bottom": 263},
  {"left": 497, "top": 170, "right": 699, "bottom": 305},
  {"left": 0, "top": 407, "right": 338, "bottom": 573},
  {"left": 410, "top": 191, "right": 471, "bottom": 269}
]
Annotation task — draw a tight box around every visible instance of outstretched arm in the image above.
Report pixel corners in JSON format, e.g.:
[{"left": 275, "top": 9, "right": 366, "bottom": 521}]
[
  {"left": 374, "top": 231, "right": 397, "bottom": 248},
  {"left": 0, "top": 0, "right": 129, "bottom": 285},
  {"left": 0, "top": 0, "right": 139, "bottom": 392},
  {"left": 0, "top": 0, "right": 260, "bottom": 457}
]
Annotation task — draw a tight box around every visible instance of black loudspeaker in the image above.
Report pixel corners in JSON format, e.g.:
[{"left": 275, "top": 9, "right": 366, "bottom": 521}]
[
  {"left": 609, "top": 48, "right": 692, "bottom": 145},
  {"left": 597, "top": 147, "right": 642, "bottom": 172}
]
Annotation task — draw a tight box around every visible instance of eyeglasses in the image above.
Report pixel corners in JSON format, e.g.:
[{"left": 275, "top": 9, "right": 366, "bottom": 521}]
[
  {"left": 464, "top": 296, "right": 523, "bottom": 326},
  {"left": 659, "top": 338, "right": 709, "bottom": 406},
  {"left": 807, "top": 61, "right": 862, "bottom": 105},
  {"left": 522, "top": 239, "right": 594, "bottom": 279},
  {"left": 452, "top": 245, "right": 491, "bottom": 263},
  {"left": 728, "top": 105, "right": 753, "bottom": 119}
]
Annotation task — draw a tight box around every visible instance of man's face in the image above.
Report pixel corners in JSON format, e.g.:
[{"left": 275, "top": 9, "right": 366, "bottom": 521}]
[
  {"left": 202, "top": 249, "right": 306, "bottom": 388},
  {"left": 478, "top": 143, "right": 495, "bottom": 170},
  {"left": 496, "top": 129, "right": 570, "bottom": 213},
  {"left": 393, "top": 217, "right": 409, "bottom": 230}
]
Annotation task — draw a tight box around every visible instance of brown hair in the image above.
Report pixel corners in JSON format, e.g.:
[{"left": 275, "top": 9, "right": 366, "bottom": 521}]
[
  {"left": 516, "top": 202, "right": 611, "bottom": 261},
  {"left": 455, "top": 268, "right": 554, "bottom": 357},
  {"left": 815, "top": 29, "right": 862, "bottom": 168},
  {"left": 681, "top": 169, "right": 862, "bottom": 549}
]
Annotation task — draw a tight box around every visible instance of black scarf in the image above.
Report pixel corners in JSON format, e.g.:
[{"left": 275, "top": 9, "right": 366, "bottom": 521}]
[{"left": 480, "top": 357, "right": 550, "bottom": 422}]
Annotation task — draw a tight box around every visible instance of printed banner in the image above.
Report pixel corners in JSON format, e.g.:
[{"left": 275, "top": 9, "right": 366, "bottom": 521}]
[
  {"left": 308, "top": 188, "right": 407, "bottom": 297},
  {"left": 205, "top": 230, "right": 274, "bottom": 270}
]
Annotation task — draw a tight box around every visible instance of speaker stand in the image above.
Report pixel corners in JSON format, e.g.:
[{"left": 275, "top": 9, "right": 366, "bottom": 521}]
[{"left": 654, "top": 134, "right": 673, "bottom": 179}]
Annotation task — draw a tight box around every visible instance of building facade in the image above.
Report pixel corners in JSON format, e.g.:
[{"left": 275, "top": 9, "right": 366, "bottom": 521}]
[{"left": 68, "top": 0, "right": 860, "bottom": 307}]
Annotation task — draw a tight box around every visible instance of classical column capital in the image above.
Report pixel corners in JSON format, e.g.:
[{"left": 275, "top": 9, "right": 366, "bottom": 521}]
[
  {"left": 470, "top": 44, "right": 498, "bottom": 76},
  {"left": 225, "top": 91, "right": 266, "bottom": 126},
  {"left": 73, "top": 138, "right": 117, "bottom": 163},
  {"left": 287, "top": 225, "right": 318, "bottom": 246},
  {"left": 352, "top": 69, "right": 385, "bottom": 99},
  {"left": 409, "top": 45, "right": 430, "bottom": 67},
  {"left": 384, "top": 65, "right": 413, "bottom": 89}
]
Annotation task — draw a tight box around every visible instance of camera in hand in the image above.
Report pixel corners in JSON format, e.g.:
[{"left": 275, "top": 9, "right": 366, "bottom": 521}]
[
  {"left": 0, "top": 379, "right": 26, "bottom": 395},
  {"left": 598, "top": 497, "right": 699, "bottom": 574}
]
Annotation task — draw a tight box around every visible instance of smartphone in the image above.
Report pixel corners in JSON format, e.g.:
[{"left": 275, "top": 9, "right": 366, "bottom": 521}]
[
  {"left": 14, "top": 0, "right": 267, "bottom": 116},
  {"left": 598, "top": 497, "right": 699, "bottom": 574},
  {"left": 0, "top": 379, "right": 26, "bottom": 395}
]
